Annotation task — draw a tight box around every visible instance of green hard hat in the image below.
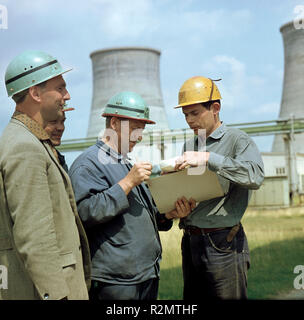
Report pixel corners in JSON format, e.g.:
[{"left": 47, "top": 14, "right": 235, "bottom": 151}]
[
  {"left": 5, "top": 50, "right": 72, "bottom": 97},
  {"left": 102, "top": 91, "right": 155, "bottom": 124}
]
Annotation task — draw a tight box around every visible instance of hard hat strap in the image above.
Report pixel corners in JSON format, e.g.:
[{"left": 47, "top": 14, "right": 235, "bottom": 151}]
[
  {"left": 208, "top": 78, "right": 214, "bottom": 101},
  {"left": 208, "top": 78, "right": 222, "bottom": 102},
  {"left": 5, "top": 60, "right": 58, "bottom": 85}
]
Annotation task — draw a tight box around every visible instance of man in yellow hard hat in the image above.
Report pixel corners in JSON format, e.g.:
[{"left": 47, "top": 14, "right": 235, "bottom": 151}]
[{"left": 174, "top": 76, "right": 265, "bottom": 299}]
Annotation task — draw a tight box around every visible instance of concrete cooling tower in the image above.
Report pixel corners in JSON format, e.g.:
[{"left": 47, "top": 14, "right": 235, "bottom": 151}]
[
  {"left": 272, "top": 21, "right": 304, "bottom": 152},
  {"left": 87, "top": 47, "right": 169, "bottom": 138}
]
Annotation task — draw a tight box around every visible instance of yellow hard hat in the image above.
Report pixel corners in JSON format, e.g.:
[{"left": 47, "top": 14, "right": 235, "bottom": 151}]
[{"left": 175, "top": 76, "right": 222, "bottom": 108}]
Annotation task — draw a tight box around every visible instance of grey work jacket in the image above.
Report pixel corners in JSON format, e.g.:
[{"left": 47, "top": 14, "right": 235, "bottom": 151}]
[
  {"left": 180, "top": 123, "right": 265, "bottom": 229},
  {"left": 69, "top": 140, "right": 172, "bottom": 285}
]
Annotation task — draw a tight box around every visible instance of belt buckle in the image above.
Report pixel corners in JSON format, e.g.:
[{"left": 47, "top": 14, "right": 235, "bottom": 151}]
[{"left": 184, "top": 226, "right": 205, "bottom": 236}]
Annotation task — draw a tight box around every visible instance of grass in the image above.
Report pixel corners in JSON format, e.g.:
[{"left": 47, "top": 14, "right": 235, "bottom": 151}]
[{"left": 158, "top": 207, "right": 304, "bottom": 300}]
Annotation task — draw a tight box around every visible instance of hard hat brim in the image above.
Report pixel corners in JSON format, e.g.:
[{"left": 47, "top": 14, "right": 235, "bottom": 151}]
[
  {"left": 102, "top": 113, "right": 156, "bottom": 124},
  {"left": 174, "top": 99, "right": 209, "bottom": 109}
]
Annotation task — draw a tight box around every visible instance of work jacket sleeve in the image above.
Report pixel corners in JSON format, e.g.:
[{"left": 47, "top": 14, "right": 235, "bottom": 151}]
[
  {"left": 4, "top": 142, "right": 69, "bottom": 300},
  {"left": 155, "top": 212, "right": 173, "bottom": 231},
  {"left": 149, "top": 195, "right": 173, "bottom": 231},
  {"left": 207, "top": 133, "right": 265, "bottom": 190},
  {"left": 69, "top": 165, "right": 130, "bottom": 228}
]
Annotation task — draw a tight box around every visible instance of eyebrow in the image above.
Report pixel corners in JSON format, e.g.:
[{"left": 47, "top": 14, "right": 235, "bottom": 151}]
[{"left": 183, "top": 109, "right": 199, "bottom": 115}]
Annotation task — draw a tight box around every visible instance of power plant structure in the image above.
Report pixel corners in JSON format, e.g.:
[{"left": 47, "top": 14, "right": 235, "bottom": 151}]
[
  {"left": 272, "top": 21, "right": 304, "bottom": 153},
  {"left": 87, "top": 47, "right": 169, "bottom": 138},
  {"left": 58, "top": 24, "right": 304, "bottom": 208},
  {"left": 271, "top": 20, "right": 304, "bottom": 199}
]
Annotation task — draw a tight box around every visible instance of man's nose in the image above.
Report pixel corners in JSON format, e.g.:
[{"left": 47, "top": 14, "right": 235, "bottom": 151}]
[
  {"left": 63, "top": 88, "right": 71, "bottom": 100},
  {"left": 56, "top": 124, "right": 65, "bottom": 132},
  {"left": 186, "top": 116, "right": 194, "bottom": 125}
]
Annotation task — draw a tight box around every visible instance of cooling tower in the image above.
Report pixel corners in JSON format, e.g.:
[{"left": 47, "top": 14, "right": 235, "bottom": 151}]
[
  {"left": 272, "top": 21, "right": 304, "bottom": 152},
  {"left": 87, "top": 47, "right": 169, "bottom": 137}
]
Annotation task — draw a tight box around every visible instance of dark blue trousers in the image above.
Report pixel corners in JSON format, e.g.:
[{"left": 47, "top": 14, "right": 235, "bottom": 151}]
[
  {"left": 182, "top": 224, "right": 250, "bottom": 300},
  {"left": 89, "top": 278, "right": 159, "bottom": 300}
]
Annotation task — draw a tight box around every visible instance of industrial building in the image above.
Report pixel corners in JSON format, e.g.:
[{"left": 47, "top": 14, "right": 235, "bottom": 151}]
[
  {"left": 250, "top": 152, "right": 304, "bottom": 207},
  {"left": 59, "top": 19, "right": 304, "bottom": 208}
]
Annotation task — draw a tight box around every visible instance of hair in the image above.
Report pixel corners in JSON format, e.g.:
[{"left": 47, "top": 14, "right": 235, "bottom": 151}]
[
  {"left": 12, "top": 80, "right": 47, "bottom": 104},
  {"left": 201, "top": 99, "right": 221, "bottom": 110},
  {"left": 105, "top": 116, "right": 113, "bottom": 128}
]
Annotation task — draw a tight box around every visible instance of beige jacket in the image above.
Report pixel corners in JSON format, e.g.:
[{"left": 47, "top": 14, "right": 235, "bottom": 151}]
[{"left": 0, "top": 118, "right": 91, "bottom": 300}]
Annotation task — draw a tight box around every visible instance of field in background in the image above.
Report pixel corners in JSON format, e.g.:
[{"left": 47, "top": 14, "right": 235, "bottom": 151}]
[{"left": 158, "top": 207, "right": 304, "bottom": 300}]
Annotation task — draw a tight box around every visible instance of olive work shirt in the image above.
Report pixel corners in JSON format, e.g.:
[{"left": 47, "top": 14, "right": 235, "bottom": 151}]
[
  {"left": 179, "top": 123, "right": 265, "bottom": 229},
  {"left": 69, "top": 140, "right": 173, "bottom": 285}
]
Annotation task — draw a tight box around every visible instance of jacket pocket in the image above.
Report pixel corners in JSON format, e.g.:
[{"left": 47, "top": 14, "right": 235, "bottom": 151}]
[
  {"left": 60, "top": 251, "right": 76, "bottom": 268},
  {"left": 0, "top": 237, "right": 13, "bottom": 251}
]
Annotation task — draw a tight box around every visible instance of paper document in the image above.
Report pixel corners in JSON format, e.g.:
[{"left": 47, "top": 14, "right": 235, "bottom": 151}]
[
  {"left": 159, "top": 157, "right": 179, "bottom": 173},
  {"left": 146, "top": 168, "right": 224, "bottom": 213}
]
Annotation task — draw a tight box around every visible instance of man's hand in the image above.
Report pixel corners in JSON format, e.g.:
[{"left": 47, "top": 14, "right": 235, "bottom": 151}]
[
  {"left": 165, "top": 196, "right": 197, "bottom": 219},
  {"left": 175, "top": 151, "right": 210, "bottom": 171},
  {"left": 119, "top": 162, "right": 152, "bottom": 195}
]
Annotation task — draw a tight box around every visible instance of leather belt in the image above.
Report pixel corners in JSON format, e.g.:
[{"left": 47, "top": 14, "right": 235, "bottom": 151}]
[{"left": 184, "top": 226, "right": 230, "bottom": 235}]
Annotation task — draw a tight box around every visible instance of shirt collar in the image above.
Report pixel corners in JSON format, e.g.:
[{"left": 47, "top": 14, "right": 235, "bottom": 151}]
[
  {"left": 208, "top": 122, "right": 227, "bottom": 140},
  {"left": 12, "top": 111, "right": 50, "bottom": 141}
]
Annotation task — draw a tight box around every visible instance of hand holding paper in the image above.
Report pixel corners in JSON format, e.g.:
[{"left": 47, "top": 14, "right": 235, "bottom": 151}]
[
  {"left": 165, "top": 196, "right": 197, "bottom": 219},
  {"left": 119, "top": 161, "right": 152, "bottom": 195},
  {"left": 175, "top": 151, "right": 210, "bottom": 171},
  {"left": 159, "top": 156, "right": 179, "bottom": 173},
  {"left": 147, "top": 167, "right": 224, "bottom": 213}
]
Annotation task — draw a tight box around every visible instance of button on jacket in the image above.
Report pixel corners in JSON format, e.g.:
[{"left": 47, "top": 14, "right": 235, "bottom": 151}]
[
  {"left": 180, "top": 123, "right": 265, "bottom": 229},
  {"left": 69, "top": 140, "right": 172, "bottom": 285},
  {"left": 0, "top": 114, "right": 91, "bottom": 300}
]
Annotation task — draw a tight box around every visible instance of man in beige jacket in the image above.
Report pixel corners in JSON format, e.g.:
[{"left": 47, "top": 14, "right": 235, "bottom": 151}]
[{"left": 0, "top": 50, "right": 91, "bottom": 300}]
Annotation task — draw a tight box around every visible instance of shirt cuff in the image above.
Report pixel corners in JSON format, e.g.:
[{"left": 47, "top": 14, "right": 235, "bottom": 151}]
[
  {"left": 113, "top": 183, "right": 130, "bottom": 210},
  {"left": 207, "top": 152, "right": 225, "bottom": 172}
]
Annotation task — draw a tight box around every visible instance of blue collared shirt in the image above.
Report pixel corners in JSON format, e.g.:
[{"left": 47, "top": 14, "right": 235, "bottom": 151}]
[{"left": 179, "top": 123, "right": 265, "bottom": 228}]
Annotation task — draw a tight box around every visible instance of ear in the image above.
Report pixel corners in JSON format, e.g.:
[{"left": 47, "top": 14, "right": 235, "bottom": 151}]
[
  {"left": 211, "top": 102, "right": 221, "bottom": 116},
  {"left": 110, "top": 117, "right": 120, "bottom": 130},
  {"left": 28, "top": 85, "right": 42, "bottom": 103}
]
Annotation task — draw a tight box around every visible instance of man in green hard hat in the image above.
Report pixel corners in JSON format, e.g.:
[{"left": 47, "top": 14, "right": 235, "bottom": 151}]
[
  {"left": 0, "top": 51, "right": 91, "bottom": 300},
  {"left": 69, "top": 91, "right": 195, "bottom": 300}
]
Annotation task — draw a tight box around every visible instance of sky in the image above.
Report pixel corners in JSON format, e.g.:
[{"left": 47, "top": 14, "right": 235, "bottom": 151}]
[{"left": 0, "top": 0, "right": 303, "bottom": 156}]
